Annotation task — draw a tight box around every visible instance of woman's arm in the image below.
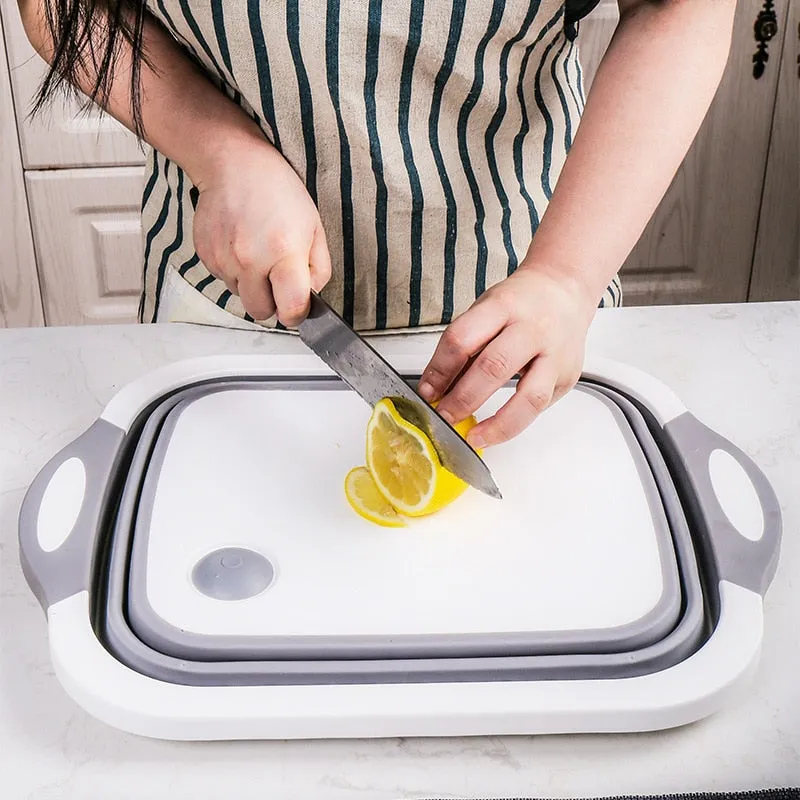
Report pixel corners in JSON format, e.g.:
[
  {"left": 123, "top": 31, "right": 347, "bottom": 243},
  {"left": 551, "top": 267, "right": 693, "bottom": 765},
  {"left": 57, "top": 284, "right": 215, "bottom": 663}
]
[
  {"left": 18, "top": 1, "right": 329, "bottom": 325},
  {"left": 420, "top": 0, "right": 737, "bottom": 448}
]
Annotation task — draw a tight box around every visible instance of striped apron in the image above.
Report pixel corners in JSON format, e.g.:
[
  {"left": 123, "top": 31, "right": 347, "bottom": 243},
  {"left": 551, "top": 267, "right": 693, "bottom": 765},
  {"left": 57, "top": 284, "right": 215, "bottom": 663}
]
[{"left": 139, "top": 0, "right": 621, "bottom": 333}]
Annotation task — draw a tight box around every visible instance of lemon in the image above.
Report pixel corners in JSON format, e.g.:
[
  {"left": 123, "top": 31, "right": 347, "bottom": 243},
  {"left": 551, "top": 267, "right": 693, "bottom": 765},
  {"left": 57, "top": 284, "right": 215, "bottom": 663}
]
[
  {"left": 344, "top": 466, "right": 407, "bottom": 528},
  {"left": 365, "top": 398, "right": 480, "bottom": 517}
]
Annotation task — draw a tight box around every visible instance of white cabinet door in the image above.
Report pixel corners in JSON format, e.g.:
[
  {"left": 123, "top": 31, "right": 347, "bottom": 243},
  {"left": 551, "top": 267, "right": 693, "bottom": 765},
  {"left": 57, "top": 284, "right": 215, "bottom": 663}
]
[
  {"left": 26, "top": 168, "right": 145, "bottom": 326},
  {"left": 0, "top": 2, "right": 43, "bottom": 327},
  {"left": 0, "top": 0, "right": 145, "bottom": 169},
  {"left": 577, "top": 0, "right": 787, "bottom": 306}
]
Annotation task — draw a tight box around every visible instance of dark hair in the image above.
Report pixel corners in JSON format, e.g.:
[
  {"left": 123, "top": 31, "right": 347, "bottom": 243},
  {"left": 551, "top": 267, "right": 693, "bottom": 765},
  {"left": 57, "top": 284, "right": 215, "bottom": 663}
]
[{"left": 32, "top": 1, "right": 150, "bottom": 137}]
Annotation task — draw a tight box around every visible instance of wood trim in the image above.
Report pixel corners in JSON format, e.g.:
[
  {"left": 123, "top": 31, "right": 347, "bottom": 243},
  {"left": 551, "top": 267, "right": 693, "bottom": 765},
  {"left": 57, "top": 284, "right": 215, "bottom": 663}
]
[
  {"left": 0, "top": 4, "right": 44, "bottom": 327},
  {"left": 749, "top": 0, "right": 799, "bottom": 301}
]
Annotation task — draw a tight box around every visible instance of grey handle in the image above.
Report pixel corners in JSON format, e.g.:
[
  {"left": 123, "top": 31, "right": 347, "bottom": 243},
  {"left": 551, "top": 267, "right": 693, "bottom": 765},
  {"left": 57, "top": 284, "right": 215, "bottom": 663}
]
[
  {"left": 18, "top": 419, "right": 126, "bottom": 611},
  {"left": 663, "top": 412, "right": 781, "bottom": 595}
]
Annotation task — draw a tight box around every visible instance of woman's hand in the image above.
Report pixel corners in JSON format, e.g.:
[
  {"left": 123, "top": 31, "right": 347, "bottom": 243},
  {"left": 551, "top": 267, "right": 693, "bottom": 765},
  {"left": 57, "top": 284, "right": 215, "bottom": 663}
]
[
  {"left": 192, "top": 139, "right": 331, "bottom": 327},
  {"left": 417, "top": 265, "right": 598, "bottom": 449}
]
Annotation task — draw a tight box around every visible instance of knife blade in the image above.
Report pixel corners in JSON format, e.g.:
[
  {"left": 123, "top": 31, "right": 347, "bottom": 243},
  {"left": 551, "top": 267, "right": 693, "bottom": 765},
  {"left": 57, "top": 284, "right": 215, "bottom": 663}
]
[{"left": 298, "top": 292, "right": 502, "bottom": 500}]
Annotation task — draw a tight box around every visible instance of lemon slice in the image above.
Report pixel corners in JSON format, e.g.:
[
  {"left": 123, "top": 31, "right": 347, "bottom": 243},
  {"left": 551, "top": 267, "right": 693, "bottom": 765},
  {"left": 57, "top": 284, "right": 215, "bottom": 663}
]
[
  {"left": 365, "top": 398, "right": 479, "bottom": 517},
  {"left": 344, "top": 466, "right": 407, "bottom": 528}
]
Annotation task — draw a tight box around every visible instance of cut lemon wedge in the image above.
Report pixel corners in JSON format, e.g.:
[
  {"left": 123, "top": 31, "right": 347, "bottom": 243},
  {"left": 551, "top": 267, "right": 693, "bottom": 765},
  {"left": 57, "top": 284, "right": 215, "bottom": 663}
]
[
  {"left": 344, "top": 466, "right": 407, "bottom": 528},
  {"left": 365, "top": 398, "right": 480, "bottom": 517}
]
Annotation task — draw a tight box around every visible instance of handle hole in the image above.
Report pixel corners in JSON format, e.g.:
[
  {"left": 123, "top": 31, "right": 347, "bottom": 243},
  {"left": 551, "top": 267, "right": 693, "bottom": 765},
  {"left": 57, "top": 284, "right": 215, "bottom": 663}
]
[
  {"left": 708, "top": 449, "right": 765, "bottom": 542},
  {"left": 37, "top": 457, "right": 87, "bottom": 553}
]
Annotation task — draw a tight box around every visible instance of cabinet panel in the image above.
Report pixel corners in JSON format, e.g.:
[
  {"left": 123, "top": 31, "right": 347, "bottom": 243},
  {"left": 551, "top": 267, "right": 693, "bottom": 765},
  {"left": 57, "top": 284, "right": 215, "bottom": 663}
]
[
  {"left": 26, "top": 168, "right": 145, "bottom": 326},
  {"left": 0, "top": 3, "right": 43, "bottom": 327},
  {"left": 749, "top": 0, "right": 799, "bottom": 301},
  {"left": 577, "top": 0, "right": 787, "bottom": 306},
  {"left": 0, "top": 0, "right": 145, "bottom": 169}
]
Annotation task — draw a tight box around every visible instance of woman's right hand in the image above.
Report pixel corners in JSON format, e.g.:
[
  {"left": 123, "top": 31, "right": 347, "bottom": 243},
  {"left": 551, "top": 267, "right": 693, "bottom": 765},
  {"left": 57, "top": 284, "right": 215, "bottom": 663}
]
[{"left": 191, "top": 137, "right": 331, "bottom": 327}]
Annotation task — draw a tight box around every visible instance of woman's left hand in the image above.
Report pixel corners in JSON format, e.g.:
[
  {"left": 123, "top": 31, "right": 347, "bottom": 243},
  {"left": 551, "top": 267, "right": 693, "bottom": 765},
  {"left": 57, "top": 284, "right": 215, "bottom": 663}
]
[{"left": 417, "top": 265, "right": 598, "bottom": 450}]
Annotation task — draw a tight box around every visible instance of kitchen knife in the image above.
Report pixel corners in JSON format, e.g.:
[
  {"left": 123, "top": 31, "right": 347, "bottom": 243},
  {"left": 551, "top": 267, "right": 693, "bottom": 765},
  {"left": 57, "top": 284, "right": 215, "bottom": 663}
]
[{"left": 298, "top": 292, "right": 502, "bottom": 500}]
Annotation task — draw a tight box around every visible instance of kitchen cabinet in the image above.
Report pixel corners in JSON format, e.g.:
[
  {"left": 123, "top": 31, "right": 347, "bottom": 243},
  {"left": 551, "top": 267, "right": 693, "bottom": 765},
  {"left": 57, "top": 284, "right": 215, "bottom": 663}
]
[
  {"left": 25, "top": 168, "right": 146, "bottom": 326},
  {"left": 0, "top": 0, "right": 796, "bottom": 327}
]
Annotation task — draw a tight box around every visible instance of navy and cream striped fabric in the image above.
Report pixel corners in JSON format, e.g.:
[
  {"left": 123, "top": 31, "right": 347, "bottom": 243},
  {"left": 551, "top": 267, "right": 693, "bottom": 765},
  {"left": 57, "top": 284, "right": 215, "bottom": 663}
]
[{"left": 139, "top": 0, "right": 621, "bottom": 331}]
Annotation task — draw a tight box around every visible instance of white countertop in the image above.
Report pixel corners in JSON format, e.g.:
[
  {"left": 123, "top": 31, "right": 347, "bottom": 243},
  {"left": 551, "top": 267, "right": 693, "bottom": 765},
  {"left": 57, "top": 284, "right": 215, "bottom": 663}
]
[{"left": 1, "top": 302, "right": 798, "bottom": 799}]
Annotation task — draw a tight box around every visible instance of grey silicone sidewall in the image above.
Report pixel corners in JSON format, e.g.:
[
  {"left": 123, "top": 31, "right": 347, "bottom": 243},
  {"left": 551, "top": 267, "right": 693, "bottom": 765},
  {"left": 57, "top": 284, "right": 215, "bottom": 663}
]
[
  {"left": 125, "top": 381, "right": 682, "bottom": 663},
  {"left": 18, "top": 420, "right": 126, "bottom": 612},
  {"left": 101, "top": 378, "right": 707, "bottom": 686}
]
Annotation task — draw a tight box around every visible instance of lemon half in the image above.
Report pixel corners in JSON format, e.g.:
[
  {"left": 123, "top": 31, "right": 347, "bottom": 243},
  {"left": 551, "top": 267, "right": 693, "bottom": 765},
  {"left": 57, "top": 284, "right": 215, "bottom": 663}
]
[{"left": 364, "top": 398, "right": 479, "bottom": 517}]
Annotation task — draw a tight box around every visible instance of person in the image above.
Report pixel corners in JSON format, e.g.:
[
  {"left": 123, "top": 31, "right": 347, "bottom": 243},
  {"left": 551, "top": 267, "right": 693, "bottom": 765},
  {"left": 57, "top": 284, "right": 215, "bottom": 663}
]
[{"left": 19, "top": 0, "right": 735, "bottom": 449}]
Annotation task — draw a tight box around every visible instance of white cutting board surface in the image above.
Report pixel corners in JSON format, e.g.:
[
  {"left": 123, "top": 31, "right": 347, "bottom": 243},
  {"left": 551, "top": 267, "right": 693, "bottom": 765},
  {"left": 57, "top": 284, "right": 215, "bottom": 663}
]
[{"left": 141, "top": 385, "right": 666, "bottom": 638}]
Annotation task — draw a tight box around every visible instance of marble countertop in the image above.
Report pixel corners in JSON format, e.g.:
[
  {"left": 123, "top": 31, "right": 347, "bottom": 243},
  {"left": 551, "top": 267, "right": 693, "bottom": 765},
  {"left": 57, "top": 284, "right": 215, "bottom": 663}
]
[{"left": 1, "top": 302, "right": 798, "bottom": 799}]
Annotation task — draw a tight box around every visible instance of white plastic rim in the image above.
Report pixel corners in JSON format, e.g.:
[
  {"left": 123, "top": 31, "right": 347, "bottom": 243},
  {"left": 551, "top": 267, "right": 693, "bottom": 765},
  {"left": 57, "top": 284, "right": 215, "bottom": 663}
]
[
  {"left": 101, "top": 354, "right": 688, "bottom": 432},
  {"left": 47, "top": 582, "right": 763, "bottom": 741},
  {"left": 101, "top": 354, "right": 331, "bottom": 430}
]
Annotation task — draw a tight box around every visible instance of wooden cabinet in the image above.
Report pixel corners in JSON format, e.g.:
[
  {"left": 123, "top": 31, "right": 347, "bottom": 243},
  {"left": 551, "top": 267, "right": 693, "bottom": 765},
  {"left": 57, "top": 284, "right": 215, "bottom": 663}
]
[
  {"left": 0, "top": 0, "right": 797, "bottom": 328},
  {"left": 25, "top": 169, "right": 145, "bottom": 326}
]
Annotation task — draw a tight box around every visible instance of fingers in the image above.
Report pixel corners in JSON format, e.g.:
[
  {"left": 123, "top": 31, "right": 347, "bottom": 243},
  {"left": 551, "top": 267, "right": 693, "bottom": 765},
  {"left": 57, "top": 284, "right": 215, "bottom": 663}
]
[
  {"left": 418, "top": 297, "right": 512, "bottom": 405},
  {"left": 223, "top": 248, "right": 313, "bottom": 325},
  {"left": 237, "top": 268, "right": 276, "bottom": 320},
  {"left": 466, "top": 357, "right": 558, "bottom": 449},
  {"left": 210, "top": 237, "right": 316, "bottom": 325},
  {"left": 417, "top": 266, "right": 590, "bottom": 447},
  {"left": 434, "top": 323, "right": 532, "bottom": 426},
  {"left": 308, "top": 225, "right": 333, "bottom": 293},
  {"left": 193, "top": 196, "right": 324, "bottom": 324},
  {"left": 269, "top": 254, "right": 312, "bottom": 327}
]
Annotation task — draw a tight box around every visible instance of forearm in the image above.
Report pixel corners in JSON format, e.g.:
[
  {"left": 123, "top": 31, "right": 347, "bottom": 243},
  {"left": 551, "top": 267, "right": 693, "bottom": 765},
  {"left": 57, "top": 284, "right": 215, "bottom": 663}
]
[
  {"left": 18, "top": 0, "right": 269, "bottom": 187},
  {"left": 524, "top": 0, "right": 736, "bottom": 302}
]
